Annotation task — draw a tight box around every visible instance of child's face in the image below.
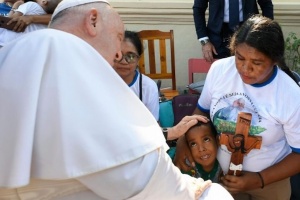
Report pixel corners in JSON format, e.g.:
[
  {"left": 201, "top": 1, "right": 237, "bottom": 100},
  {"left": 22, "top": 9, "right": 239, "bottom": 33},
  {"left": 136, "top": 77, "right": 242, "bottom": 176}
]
[{"left": 186, "top": 125, "right": 217, "bottom": 172}]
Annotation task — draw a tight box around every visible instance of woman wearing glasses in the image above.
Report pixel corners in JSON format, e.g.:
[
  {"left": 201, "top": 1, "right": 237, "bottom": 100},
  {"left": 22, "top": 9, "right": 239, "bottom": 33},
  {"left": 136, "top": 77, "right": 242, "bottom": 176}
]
[{"left": 113, "top": 30, "right": 159, "bottom": 121}]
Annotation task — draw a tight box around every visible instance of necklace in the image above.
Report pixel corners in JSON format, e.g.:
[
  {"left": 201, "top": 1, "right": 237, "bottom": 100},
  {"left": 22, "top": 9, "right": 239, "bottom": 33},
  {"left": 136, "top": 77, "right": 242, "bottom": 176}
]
[{"left": 194, "top": 160, "right": 219, "bottom": 181}]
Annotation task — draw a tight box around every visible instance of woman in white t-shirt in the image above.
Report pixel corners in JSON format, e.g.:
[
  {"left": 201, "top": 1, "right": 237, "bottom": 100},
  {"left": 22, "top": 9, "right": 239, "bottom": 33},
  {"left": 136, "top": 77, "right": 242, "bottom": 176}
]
[
  {"left": 113, "top": 30, "right": 159, "bottom": 121},
  {"left": 174, "top": 15, "right": 300, "bottom": 200}
]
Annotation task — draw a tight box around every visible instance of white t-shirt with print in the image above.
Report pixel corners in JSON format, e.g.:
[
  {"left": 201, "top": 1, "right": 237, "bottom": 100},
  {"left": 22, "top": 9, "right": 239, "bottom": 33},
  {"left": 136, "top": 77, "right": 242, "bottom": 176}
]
[{"left": 198, "top": 56, "right": 300, "bottom": 173}]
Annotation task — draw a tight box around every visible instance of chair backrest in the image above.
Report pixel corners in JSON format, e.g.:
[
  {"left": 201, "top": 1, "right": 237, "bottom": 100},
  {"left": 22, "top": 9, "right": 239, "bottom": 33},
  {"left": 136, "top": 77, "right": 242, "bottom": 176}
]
[
  {"left": 172, "top": 94, "right": 200, "bottom": 126},
  {"left": 138, "top": 30, "right": 176, "bottom": 90},
  {"left": 188, "top": 58, "right": 213, "bottom": 84}
]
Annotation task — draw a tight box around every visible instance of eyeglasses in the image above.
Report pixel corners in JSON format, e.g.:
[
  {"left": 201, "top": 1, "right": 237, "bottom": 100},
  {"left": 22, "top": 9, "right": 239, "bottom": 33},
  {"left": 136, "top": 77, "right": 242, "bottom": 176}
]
[{"left": 115, "top": 52, "right": 140, "bottom": 64}]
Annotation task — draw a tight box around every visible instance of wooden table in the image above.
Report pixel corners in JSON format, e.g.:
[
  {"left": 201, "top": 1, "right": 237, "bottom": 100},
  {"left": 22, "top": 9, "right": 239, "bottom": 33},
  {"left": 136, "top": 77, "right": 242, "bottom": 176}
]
[{"left": 161, "top": 89, "right": 179, "bottom": 100}]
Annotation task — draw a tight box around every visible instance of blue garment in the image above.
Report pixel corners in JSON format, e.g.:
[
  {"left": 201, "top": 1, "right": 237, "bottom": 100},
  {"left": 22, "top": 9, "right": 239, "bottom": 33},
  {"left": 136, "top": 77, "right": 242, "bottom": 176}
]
[
  {"left": 0, "top": 3, "right": 11, "bottom": 16},
  {"left": 290, "top": 173, "right": 300, "bottom": 200}
]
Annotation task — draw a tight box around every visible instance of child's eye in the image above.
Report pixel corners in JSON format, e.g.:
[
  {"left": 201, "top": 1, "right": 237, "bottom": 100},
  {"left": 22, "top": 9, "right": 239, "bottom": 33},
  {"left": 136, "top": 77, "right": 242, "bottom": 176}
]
[
  {"left": 190, "top": 142, "right": 197, "bottom": 148},
  {"left": 204, "top": 137, "right": 211, "bottom": 142}
]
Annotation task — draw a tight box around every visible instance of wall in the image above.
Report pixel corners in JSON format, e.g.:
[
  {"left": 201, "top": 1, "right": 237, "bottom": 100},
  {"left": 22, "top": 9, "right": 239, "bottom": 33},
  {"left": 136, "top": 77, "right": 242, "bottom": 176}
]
[{"left": 110, "top": 0, "right": 300, "bottom": 92}]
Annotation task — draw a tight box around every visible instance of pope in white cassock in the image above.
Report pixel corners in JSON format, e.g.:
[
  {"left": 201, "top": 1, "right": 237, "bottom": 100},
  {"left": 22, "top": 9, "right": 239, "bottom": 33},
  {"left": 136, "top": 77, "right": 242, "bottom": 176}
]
[{"left": 0, "top": 0, "right": 233, "bottom": 199}]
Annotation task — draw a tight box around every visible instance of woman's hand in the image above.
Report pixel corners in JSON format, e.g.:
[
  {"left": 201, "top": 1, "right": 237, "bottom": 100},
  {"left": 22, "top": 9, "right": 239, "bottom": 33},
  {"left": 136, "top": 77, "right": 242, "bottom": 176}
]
[
  {"left": 220, "top": 171, "right": 263, "bottom": 194},
  {"left": 7, "top": 15, "right": 33, "bottom": 32}
]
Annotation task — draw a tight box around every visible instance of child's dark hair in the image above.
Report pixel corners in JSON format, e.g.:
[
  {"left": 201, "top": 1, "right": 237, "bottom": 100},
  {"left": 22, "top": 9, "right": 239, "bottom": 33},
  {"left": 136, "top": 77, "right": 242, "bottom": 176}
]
[
  {"left": 186, "top": 120, "right": 217, "bottom": 137},
  {"left": 229, "top": 14, "right": 299, "bottom": 86},
  {"left": 124, "top": 30, "right": 143, "bottom": 56}
]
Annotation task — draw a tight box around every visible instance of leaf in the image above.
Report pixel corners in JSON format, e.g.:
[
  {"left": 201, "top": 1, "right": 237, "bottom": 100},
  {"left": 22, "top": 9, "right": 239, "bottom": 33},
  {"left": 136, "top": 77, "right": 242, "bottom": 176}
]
[{"left": 285, "top": 32, "right": 300, "bottom": 73}]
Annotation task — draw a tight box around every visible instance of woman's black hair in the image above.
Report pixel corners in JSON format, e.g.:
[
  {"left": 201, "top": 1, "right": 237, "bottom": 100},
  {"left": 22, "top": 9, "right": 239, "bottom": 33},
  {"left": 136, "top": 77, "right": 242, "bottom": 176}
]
[
  {"left": 124, "top": 30, "right": 143, "bottom": 56},
  {"left": 229, "top": 14, "right": 299, "bottom": 86}
]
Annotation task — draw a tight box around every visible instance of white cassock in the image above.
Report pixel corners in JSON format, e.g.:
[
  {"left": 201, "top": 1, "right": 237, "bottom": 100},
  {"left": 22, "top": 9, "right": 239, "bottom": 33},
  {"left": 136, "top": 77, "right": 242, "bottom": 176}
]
[{"left": 0, "top": 29, "right": 233, "bottom": 200}]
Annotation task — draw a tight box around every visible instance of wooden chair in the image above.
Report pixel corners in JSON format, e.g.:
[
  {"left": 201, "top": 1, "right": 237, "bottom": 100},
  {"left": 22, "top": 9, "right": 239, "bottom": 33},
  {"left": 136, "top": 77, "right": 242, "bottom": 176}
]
[{"left": 137, "top": 30, "right": 177, "bottom": 92}]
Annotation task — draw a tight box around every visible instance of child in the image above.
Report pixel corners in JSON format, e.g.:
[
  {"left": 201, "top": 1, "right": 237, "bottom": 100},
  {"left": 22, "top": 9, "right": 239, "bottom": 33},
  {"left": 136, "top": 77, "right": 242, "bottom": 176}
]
[
  {"left": 0, "top": 0, "right": 60, "bottom": 47},
  {"left": 182, "top": 121, "right": 221, "bottom": 183}
]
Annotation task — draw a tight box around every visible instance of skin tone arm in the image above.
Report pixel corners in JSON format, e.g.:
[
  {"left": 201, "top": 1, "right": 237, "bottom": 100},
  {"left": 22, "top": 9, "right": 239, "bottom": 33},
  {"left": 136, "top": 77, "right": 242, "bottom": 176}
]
[
  {"left": 7, "top": 14, "right": 51, "bottom": 32},
  {"left": 173, "top": 108, "right": 210, "bottom": 171}
]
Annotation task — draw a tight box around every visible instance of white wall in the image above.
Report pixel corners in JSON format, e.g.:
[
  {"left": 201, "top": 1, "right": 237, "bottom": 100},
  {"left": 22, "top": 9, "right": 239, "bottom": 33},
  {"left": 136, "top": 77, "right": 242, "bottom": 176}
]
[{"left": 110, "top": 0, "right": 300, "bottom": 93}]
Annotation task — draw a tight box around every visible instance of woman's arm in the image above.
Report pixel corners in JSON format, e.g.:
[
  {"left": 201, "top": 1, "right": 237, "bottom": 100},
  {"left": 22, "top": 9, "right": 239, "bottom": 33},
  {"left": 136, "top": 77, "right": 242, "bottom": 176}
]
[{"left": 261, "top": 152, "right": 300, "bottom": 185}]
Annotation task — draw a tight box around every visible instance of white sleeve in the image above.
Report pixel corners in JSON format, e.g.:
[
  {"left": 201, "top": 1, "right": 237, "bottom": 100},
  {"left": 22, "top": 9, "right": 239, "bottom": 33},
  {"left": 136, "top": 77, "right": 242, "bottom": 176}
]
[
  {"left": 76, "top": 150, "right": 158, "bottom": 199},
  {"left": 77, "top": 148, "right": 233, "bottom": 200},
  {"left": 17, "top": 2, "right": 46, "bottom": 15}
]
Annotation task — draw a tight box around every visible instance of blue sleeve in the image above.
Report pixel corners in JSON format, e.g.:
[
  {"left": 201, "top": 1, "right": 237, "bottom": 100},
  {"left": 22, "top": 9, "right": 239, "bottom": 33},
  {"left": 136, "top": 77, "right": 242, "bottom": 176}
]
[
  {"left": 291, "top": 147, "right": 300, "bottom": 154},
  {"left": 197, "top": 103, "right": 210, "bottom": 113}
]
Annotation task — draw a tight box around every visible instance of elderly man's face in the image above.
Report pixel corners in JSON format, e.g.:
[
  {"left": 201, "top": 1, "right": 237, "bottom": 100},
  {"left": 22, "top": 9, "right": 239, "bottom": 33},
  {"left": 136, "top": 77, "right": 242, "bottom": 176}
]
[{"left": 95, "top": 8, "right": 124, "bottom": 66}]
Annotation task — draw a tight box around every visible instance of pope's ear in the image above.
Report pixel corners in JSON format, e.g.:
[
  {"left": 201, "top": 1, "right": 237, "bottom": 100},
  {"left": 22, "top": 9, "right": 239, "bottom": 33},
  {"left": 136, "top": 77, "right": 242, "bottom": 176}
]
[{"left": 85, "top": 8, "right": 98, "bottom": 36}]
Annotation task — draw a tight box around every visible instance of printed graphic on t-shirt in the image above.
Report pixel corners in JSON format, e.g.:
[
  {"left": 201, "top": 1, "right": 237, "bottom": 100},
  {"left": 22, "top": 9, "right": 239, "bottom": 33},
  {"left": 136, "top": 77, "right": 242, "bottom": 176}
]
[
  {"left": 211, "top": 92, "right": 266, "bottom": 136},
  {"left": 213, "top": 93, "right": 266, "bottom": 174}
]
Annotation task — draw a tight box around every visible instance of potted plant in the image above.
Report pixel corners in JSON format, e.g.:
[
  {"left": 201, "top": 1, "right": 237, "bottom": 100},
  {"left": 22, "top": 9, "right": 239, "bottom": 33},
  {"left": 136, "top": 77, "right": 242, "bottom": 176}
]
[{"left": 285, "top": 32, "right": 300, "bottom": 74}]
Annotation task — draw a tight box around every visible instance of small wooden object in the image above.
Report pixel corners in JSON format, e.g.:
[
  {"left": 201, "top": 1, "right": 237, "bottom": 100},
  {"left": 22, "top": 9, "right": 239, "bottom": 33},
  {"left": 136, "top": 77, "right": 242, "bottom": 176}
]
[{"left": 219, "top": 112, "right": 262, "bottom": 176}]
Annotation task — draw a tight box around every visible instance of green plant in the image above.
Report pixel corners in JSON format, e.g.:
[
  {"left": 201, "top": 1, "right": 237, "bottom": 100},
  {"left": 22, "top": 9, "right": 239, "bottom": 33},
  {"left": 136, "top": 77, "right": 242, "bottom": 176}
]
[{"left": 285, "top": 32, "right": 300, "bottom": 74}]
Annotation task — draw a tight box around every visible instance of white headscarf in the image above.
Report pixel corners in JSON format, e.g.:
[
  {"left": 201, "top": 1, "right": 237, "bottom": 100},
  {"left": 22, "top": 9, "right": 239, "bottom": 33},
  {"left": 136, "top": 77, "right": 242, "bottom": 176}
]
[{"left": 0, "top": 29, "right": 166, "bottom": 188}]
